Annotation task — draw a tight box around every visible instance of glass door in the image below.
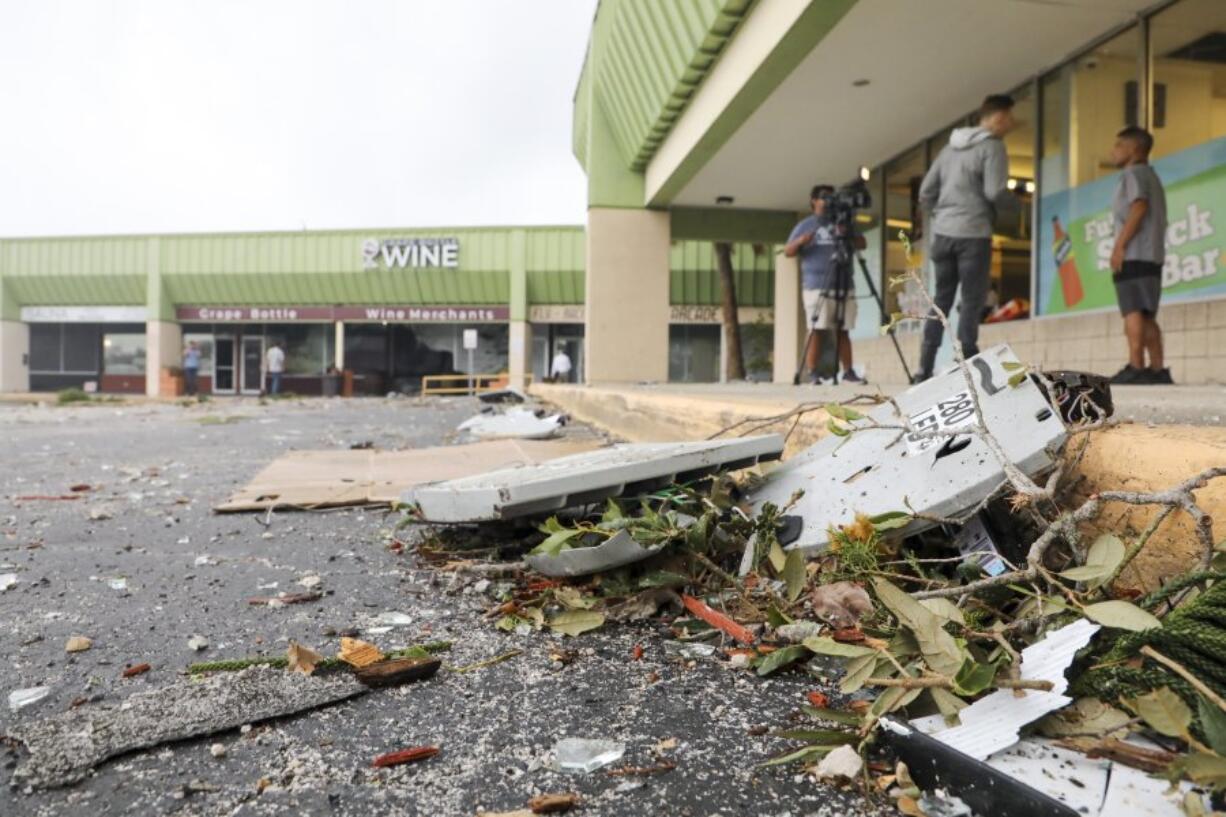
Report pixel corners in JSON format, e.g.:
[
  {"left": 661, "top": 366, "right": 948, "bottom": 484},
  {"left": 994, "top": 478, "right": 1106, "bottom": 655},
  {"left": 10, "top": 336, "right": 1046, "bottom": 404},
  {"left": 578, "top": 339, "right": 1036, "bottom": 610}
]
[
  {"left": 213, "top": 336, "right": 237, "bottom": 394},
  {"left": 240, "top": 336, "right": 264, "bottom": 394}
]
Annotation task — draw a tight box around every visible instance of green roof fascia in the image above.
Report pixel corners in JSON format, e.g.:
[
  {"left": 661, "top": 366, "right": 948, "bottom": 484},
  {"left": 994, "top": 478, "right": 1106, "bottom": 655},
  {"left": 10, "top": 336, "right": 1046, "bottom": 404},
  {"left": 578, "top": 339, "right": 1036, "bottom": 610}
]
[
  {"left": 670, "top": 206, "right": 799, "bottom": 243},
  {"left": 648, "top": 0, "right": 857, "bottom": 207}
]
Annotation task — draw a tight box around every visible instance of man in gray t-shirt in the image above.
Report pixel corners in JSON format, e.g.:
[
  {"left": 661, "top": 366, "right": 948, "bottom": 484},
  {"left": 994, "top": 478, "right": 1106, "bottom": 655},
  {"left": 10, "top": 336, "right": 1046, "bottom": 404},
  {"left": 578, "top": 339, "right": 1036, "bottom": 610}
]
[{"left": 1107, "top": 126, "right": 1170, "bottom": 385}]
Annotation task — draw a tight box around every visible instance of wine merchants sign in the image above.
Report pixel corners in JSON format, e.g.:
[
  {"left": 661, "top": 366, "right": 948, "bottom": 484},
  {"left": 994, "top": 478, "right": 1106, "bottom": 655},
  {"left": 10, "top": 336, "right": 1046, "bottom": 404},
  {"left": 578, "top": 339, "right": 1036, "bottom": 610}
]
[
  {"left": 1038, "top": 135, "right": 1226, "bottom": 315},
  {"left": 361, "top": 237, "right": 459, "bottom": 270},
  {"left": 176, "top": 306, "right": 509, "bottom": 323}
]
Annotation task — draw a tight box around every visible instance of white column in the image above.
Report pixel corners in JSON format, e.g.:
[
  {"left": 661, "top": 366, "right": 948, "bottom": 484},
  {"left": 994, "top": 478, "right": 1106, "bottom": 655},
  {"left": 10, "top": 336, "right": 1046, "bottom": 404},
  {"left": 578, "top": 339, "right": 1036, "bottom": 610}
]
[
  {"left": 334, "top": 321, "right": 345, "bottom": 370},
  {"left": 145, "top": 320, "right": 182, "bottom": 397},
  {"left": 584, "top": 208, "right": 670, "bottom": 382},
  {"left": 772, "top": 253, "right": 802, "bottom": 383},
  {"left": 0, "top": 321, "right": 30, "bottom": 393},
  {"left": 508, "top": 320, "right": 530, "bottom": 390}
]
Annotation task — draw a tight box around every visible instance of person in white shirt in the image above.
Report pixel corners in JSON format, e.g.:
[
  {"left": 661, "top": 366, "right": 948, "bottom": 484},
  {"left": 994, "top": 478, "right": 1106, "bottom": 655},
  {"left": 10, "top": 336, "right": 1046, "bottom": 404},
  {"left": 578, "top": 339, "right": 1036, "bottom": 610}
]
[
  {"left": 550, "top": 348, "right": 573, "bottom": 383},
  {"left": 265, "top": 343, "right": 285, "bottom": 395}
]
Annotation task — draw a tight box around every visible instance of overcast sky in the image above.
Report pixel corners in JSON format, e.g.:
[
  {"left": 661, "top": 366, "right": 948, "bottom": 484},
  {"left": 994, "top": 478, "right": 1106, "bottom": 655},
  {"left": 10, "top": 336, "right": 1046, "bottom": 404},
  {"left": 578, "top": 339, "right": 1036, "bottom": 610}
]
[{"left": 0, "top": 0, "right": 597, "bottom": 237}]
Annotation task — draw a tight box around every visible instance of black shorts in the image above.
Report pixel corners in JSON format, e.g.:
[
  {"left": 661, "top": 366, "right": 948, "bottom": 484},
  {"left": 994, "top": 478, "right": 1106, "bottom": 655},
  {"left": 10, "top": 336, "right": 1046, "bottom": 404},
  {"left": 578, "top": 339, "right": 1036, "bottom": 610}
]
[{"left": 1114, "top": 261, "right": 1162, "bottom": 317}]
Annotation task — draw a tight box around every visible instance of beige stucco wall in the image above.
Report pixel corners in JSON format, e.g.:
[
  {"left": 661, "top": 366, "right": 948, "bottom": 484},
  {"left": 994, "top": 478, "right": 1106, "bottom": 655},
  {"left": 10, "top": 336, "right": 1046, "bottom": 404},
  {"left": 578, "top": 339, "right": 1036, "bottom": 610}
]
[
  {"left": 145, "top": 320, "right": 182, "bottom": 397},
  {"left": 0, "top": 320, "right": 30, "bottom": 393},
  {"left": 584, "top": 208, "right": 670, "bottom": 382},
  {"left": 508, "top": 320, "right": 531, "bottom": 390}
]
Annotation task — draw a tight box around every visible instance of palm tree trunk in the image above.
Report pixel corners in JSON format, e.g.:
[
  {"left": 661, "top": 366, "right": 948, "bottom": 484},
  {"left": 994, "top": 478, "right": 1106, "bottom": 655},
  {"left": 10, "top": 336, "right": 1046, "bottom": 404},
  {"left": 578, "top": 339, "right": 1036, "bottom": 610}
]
[{"left": 715, "top": 241, "right": 745, "bottom": 380}]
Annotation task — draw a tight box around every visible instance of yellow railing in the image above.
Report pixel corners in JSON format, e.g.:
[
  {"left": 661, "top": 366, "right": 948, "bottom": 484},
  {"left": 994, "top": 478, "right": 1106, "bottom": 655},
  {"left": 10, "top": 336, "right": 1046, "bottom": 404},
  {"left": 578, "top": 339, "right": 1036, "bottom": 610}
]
[{"left": 420, "top": 373, "right": 531, "bottom": 396}]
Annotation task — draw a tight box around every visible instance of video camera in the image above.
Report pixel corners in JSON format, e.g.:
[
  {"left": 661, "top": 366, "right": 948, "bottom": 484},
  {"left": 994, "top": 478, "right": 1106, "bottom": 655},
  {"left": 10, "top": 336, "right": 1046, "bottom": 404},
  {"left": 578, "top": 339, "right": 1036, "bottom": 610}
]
[{"left": 818, "top": 169, "right": 873, "bottom": 230}]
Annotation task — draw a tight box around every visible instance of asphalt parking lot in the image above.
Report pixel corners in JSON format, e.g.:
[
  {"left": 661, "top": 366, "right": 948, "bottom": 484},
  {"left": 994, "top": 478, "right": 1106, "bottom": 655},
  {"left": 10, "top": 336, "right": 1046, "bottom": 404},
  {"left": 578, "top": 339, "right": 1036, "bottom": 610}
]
[{"left": 0, "top": 396, "right": 886, "bottom": 817}]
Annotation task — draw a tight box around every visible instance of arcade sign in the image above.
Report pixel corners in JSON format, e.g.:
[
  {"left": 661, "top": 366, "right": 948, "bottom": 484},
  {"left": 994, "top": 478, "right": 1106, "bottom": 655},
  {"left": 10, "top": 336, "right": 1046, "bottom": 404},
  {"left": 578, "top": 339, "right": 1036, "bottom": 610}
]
[{"left": 362, "top": 237, "right": 459, "bottom": 270}]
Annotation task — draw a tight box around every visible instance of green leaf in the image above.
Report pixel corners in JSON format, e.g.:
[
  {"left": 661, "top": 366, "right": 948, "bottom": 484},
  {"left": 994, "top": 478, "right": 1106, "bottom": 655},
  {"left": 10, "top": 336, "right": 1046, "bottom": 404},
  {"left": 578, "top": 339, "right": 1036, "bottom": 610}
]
[
  {"left": 1179, "top": 751, "right": 1226, "bottom": 786},
  {"left": 782, "top": 548, "right": 807, "bottom": 603},
  {"left": 530, "top": 526, "right": 585, "bottom": 556},
  {"left": 1001, "top": 361, "right": 1024, "bottom": 371},
  {"left": 766, "top": 603, "right": 793, "bottom": 629},
  {"left": 635, "top": 570, "right": 688, "bottom": 590},
  {"left": 553, "top": 586, "right": 597, "bottom": 610},
  {"left": 824, "top": 404, "right": 864, "bottom": 423},
  {"left": 1007, "top": 371, "right": 1028, "bottom": 388},
  {"left": 952, "top": 658, "right": 998, "bottom": 696},
  {"left": 929, "top": 687, "right": 968, "bottom": 721},
  {"left": 826, "top": 418, "right": 849, "bottom": 437},
  {"left": 547, "top": 610, "right": 605, "bottom": 637},
  {"left": 770, "top": 729, "right": 857, "bottom": 745},
  {"left": 768, "top": 540, "right": 787, "bottom": 573},
  {"left": 801, "top": 706, "right": 864, "bottom": 726},
  {"left": 600, "top": 499, "right": 624, "bottom": 524},
  {"left": 869, "top": 685, "right": 923, "bottom": 718},
  {"left": 872, "top": 578, "right": 966, "bottom": 677},
  {"left": 756, "top": 644, "right": 812, "bottom": 677},
  {"left": 1059, "top": 534, "right": 1126, "bottom": 585},
  {"left": 1130, "top": 687, "right": 1192, "bottom": 739},
  {"left": 1198, "top": 698, "right": 1226, "bottom": 756},
  {"left": 1082, "top": 600, "right": 1162, "bottom": 632},
  {"left": 870, "top": 511, "right": 912, "bottom": 532},
  {"left": 760, "top": 745, "right": 832, "bottom": 767},
  {"left": 839, "top": 654, "right": 881, "bottom": 694},
  {"left": 919, "top": 598, "right": 966, "bottom": 626},
  {"left": 803, "top": 636, "right": 876, "bottom": 659}
]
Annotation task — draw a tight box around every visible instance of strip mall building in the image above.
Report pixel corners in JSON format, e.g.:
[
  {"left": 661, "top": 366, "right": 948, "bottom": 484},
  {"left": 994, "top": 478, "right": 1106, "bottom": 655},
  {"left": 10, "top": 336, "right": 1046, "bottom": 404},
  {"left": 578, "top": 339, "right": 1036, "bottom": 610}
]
[{"left": 1, "top": 0, "right": 1224, "bottom": 396}]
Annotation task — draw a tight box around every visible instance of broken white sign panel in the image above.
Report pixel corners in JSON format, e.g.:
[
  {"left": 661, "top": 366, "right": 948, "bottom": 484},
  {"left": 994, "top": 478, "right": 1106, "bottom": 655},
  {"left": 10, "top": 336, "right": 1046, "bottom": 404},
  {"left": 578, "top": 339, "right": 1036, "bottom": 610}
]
[
  {"left": 749, "top": 345, "right": 1066, "bottom": 552},
  {"left": 404, "top": 435, "right": 784, "bottom": 523}
]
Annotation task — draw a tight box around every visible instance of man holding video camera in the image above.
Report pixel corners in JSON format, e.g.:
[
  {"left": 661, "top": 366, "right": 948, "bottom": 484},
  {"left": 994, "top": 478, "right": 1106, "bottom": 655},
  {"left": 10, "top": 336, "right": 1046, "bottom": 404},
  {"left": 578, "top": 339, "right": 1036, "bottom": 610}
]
[{"left": 785, "top": 184, "right": 867, "bottom": 385}]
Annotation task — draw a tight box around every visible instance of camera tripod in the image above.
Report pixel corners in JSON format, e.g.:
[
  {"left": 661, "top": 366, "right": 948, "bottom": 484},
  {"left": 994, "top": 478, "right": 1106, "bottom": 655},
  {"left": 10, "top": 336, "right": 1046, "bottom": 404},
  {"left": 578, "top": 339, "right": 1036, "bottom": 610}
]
[{"left": 791, "top": 231, "right": 913, "bottom": 385}]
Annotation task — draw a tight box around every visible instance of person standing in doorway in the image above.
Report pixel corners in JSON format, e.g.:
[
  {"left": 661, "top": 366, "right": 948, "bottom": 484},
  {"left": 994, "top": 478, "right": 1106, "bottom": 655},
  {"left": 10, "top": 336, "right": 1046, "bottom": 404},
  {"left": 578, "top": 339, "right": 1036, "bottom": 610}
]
[
  {"left": 783, "top": 184, "right": 866, "bottom": 385},
  {"left": 1108, "top": 127, "right": 1170, "bottom": 385},
  {"left": 550, "top": 347, "right": 573, "bottom": 383},
  {"left": 182, "top": 341, "right": 200, "bottom": 397},
  {"left": 913, "top": 94, "right": 1016, "bottom": 382},
  {"left": 265, "top": 342, "right": 285, "bottom": 395}
]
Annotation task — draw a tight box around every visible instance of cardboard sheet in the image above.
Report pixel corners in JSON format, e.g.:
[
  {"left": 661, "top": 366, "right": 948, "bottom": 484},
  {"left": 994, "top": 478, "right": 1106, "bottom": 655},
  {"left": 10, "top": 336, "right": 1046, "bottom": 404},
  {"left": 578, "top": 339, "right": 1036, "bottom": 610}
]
[{"left": 214, "top": 439, "right": 603, "bottom": 512}]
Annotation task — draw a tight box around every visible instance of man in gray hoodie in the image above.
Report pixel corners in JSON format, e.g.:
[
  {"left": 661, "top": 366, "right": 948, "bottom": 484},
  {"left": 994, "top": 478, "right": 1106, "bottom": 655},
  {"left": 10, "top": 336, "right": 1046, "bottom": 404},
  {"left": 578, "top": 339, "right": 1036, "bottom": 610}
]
[{"left": 913, "top": 94, "right": 1016, "bottom": 382}]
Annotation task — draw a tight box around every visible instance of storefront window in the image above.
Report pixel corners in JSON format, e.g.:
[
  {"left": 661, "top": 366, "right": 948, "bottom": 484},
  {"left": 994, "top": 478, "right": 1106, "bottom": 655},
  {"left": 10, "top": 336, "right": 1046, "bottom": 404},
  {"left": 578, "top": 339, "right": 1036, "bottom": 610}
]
[
  {"left": 267, "top": 324, "right": 329, "bottom": 376},
  {"left": 64, "top": 324, "right": 101, "bottom": 372},
  {"left": 102, "top": 333, "right": 146, "bottom": 375},
  {"left": 668, "top": 324, "right": 720, "bottom": 383},
  {"left": 1036, "top": 27, "right": 1143, "bottom": 316},
  {"left": 883, "top": 146, "right": 927, "bottom": 321},
  {"left": 29, "top": 324, "right": 61, "bottom": 372},
  {"left": 182, "top": 333, "right": 215, "bottom": 375},
  {"left": 999, "top": 83, "right": 1036, "bottom": 310},
  {"left": 1150, "top": 0, "right": 1226, "bottom": 161}
]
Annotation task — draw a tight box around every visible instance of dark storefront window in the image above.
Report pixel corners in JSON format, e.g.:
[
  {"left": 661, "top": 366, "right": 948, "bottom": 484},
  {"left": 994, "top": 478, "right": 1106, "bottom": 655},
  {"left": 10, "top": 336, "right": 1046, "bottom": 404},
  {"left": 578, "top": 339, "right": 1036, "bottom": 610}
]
[
  {"left": 102, "top": 333, "right": 146, "bottom": 374},
  {"left": 344, "top": 324, "right": 509, "bottom": 394},
  {"left": 668, "top": 324, "right": 720, "bottom": 383},
  {"left": 29, "top": 324, "right": 61, "bottom": 372},
  {"left": 265, "top": 324, "right": 329, "bottom": 376}
]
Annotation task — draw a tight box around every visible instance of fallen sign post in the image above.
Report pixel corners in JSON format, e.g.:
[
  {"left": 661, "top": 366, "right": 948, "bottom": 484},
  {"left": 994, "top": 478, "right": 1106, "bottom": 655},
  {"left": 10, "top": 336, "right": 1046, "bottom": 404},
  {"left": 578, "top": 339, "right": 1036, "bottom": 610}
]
[{"left": 463, "top": 328, "right": 478, "bottom": 395}]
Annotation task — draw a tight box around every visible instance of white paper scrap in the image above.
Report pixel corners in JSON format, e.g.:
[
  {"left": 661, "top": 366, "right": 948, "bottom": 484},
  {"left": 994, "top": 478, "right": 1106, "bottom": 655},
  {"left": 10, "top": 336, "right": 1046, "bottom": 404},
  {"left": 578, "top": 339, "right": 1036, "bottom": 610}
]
[{"left": 930, "top": 619, "right": 1100, "bottom": 760}]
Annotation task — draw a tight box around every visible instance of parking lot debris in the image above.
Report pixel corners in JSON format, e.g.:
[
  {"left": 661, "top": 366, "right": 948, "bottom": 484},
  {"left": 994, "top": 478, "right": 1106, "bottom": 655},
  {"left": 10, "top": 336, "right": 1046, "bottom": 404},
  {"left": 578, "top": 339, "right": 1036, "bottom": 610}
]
[
  {"left": 121, "top": 663, "right": 151, "bottom": 678},
  {"left": 814, "top": 744, "right": 863, "bottom": 781},
  {"left": 64, "top": 636, "right": 92, "bottom": 653},
  {"left": 478, "top": 388, "right": 527, "bottom": 405},
  {"left": 373, "top": 611, "right": 414, "bottom": 627},
  {"left": 0, "top": 573, "right": 16, "bottom": 592},
  {"left": 286, "top": 641, "right": 323, "bottom": 675},
  {"left": 810, "top": 582, "right": 873, "bottom": 629},
  {"left": 248, "top": 591, "right": 323, "bottom": 606},
  {"left": 528, "top": 792, "right": 580, "bottom": 813},
  {"left": 87, "top": 506, "right": 113, "bottom": 521},
  {"left": 553, "top": 738, "right": 625, "bottom": 773},
  {"left": 209, "top": 743, "right": 226, "bottom": 759},
  {"left": 747, "top": 345, "right": 1069, "bottom": 553},
  {"left": 187, "top": 635, "right": 210, "bottom": 652},
  {"left": 371, "top": 745, "right": 439, "bottom": 768},
  {"left": 681, "top": 594, "right": 755, "bottom": 644},
  {"left": 8, "top": 686, "right": 51, "bottom": 712},
  {"left": 404, "top": 435, "right": 783, "bottom": 523},
  {"left": 337, "top": 637, "right": 384, "bottom": 668},
  {"left": 7, "top": 667, "right": 367, "bottom": 789},
  {"left": 457, "top": 407, "right": 564, "bottom": 440},
  {"left": 526, "top": 529, "right": 667, "bottom": 577},
  {"left": 354, "top": 656, "right": 442, "bottom": 687}
]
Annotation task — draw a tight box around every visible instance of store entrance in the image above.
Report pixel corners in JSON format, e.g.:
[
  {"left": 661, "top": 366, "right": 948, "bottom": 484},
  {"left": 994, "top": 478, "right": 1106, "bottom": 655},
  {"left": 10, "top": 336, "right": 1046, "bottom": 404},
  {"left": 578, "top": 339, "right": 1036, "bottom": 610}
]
[
  {"left": 240, "top": 336, "right": 264, "bottom": 394},
  {"left": 213, "top": 336, "right": 237, "bottom": 394}
]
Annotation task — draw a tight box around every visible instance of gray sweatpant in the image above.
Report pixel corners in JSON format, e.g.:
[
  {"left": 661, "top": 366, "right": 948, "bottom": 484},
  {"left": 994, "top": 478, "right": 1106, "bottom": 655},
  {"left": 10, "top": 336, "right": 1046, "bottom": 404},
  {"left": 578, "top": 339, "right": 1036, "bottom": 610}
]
[{"left": 918, "top": 234, "right": 992, "bottom": 376}]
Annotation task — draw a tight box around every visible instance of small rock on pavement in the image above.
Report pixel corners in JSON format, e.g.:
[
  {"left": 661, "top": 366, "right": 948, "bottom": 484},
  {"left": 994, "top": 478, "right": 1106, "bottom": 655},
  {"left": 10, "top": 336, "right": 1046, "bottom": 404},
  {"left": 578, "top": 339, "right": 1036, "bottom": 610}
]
[
  {"left": 298, "top": 575, "right": 322, "bottom": 589},
  {"left": 65, "top": 636, "right": 92, "bottom": 653},
  {"left": 815, "top": 744, "right": 863, "bottom": 781},
  {"left": 88, "top": 506, "right": 113, "bottom": 521},
  {"left": 188, "top": 635, "right": 209, "bottom": 652},
  {"left": 209, "top": 743, "right": 227, "bottom": 759}
]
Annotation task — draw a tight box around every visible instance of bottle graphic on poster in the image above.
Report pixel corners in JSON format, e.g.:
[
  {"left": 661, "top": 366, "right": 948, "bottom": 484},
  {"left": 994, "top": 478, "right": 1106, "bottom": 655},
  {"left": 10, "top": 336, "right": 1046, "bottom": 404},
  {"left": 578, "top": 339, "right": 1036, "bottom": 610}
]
[{"left": 1051, "top": 216, "right": 1084, "bottom": 308}]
